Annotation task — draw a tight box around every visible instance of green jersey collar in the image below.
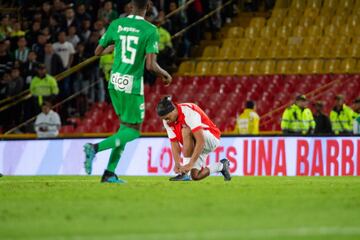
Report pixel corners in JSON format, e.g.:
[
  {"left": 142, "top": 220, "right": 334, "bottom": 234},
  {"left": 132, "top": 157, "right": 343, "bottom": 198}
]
[{"left": 127, "top": 15, "right": 145, "bottom": 20}]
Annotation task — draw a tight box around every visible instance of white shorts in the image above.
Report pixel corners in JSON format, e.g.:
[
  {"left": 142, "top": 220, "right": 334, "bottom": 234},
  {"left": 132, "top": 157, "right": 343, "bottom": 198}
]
[{"left": 192, "top": 130, "right": 220, "bottom": 170}]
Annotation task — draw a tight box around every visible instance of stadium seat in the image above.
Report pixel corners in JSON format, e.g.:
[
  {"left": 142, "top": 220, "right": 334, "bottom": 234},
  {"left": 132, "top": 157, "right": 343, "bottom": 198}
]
[
  {"left": 316, "top": 44, "right": 332, "bottom": 58},
  {"left": 340, "top": 58, "right": 357, "bottom": 73},
  {"left": 194, "top": 61, "right": 212, "bottom": 76},
  {"left": 177, "top": 61, "right": 195, "bottom": 75},
  {"left": 340, "top": 24, "right": 354, "bottom": 37},
  {"left": 228, "top": 61, "right": 245, "bottom": 75},
  {"left": 60, "top": 125, "right": 75, "bottom": 134},
  {"left": 292, "top": 26, "right": 307, "bottom": 37},
  {"left": 290, "top": 0, "right": 306, "bottom": 10},
  {"left": 303, "top": 8, "right": 319, "bottom": 19},
  {"left": 282, "top": 45, "right": 299, "bottom": 59},
  {"left": 260, "top": 60, "right": 276, "bottom": 75},
  {"left": 307, "top": 25, "right": 323, "bottom": 37},
  {"left": 292, "top": 60, "right": 308, "bottom": 74},
  {"left": 298, "top": 17, "right": 314, "bottom": 28},
  {"left": 226, "top": 26, "right": 244, "bottom": 39},
  {"left": 201, "top": 46, "right": 219, "bottom": 59},
  {"left": 211, "top": 61, "right": 228, "bottom": 76},
  {"left": 267, "top": 44, "right": 283, "bottom": 58},
  {"left": 324, "top": 59, "right": 341, "bottom": 73},
  {"left": 277, "top": 25, "right": 292, "bottom": 38},
  {"left": 271, "top": 8, "right": 288, "bottom": 19},
  {"left": 314, "top": 16, "right": 330, "bottom": 29},
  {"left": 347, "top": 14, "right": 360, "bottom": 28},
  {"left": 308, "top": 59, "right": 325, "bottom": 74},
  {"left": 322, "top": 0, "right": 339, "bottom": 10},
  {"left": 331, "top": 15, "right": 347, "bottom": 27},
  {"left": 282, "top": 16, "right": 299, "bottom": 29},
  {"left": 250, "top": 17, "right": 266, "bottom": 28},
  {"left": 307, "top": 0, "right": 323, "bottom": 9},
  {"left": 349, "top": 44, "right": 360, "bottom": 58},
  {"left": 244, "top": 26, "right": 260, "bottom": 39},
  {"left": 276, "top": 60, "right": 293, "bottom": 74},
  {"left": 324, "top": 25, "right": 338, "bottom": 37},
  {"left": 267, "top": 17, "right": 283, "bottom": 28},
  {"left": 244, "top": 61, "right": 260, "bottom": 75},
  {"left": 298, "top": 44, "right": 314, "bottom": 58},
  {"left": 332, "top": 44, "right": 348, "bottom": 58},
  {"left": 260, "top": 25, "right": 276, "bottom": 38},
  {"left": 235, "top": 45, "right": 252, "bottom": 59},
  {"left": 217, "top": 45, "right": 235, "bottom": 59},
  {"left": 337, "top": 0, "right": 354, "bottom": 14}
]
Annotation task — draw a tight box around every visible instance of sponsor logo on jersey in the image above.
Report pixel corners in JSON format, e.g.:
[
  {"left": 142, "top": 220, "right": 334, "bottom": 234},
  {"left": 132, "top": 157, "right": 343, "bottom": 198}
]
[
  {"left": 110, "top": 73, "right": 134, "bottom": 93},
  {"left": 118, "top": 25, "right": 140, "bottom": 33}
]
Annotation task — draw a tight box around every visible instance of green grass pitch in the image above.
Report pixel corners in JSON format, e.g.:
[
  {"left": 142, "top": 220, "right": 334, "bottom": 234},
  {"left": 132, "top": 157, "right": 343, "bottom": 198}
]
[{"left": 0, "top": 176, "right": 360, "bottom": 240}]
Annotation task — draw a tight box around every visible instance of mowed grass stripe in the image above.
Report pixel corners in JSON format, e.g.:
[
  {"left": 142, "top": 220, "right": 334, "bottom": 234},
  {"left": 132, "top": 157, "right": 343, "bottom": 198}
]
[{"left": 0, "top": 177, "right": 359, "bottom": 240}]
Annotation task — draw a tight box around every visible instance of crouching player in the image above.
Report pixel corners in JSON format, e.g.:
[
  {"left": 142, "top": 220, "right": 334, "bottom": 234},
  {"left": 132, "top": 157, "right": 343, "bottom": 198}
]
[{"left": 156, "top": 97, "right": 231, "bottom": 181}]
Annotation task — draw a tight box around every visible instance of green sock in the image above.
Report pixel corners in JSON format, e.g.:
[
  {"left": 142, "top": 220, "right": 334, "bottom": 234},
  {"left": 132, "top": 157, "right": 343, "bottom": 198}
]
[
  {"left": 107, "top": 146, "right": 124, "bottom": 172},
  {"left": 98, "top": 124, "right": 140, "bottom": 152}
]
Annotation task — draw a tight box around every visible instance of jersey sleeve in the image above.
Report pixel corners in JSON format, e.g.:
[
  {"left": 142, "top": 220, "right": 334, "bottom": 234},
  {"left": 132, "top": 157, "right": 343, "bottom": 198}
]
[
  {"left": 163, "top": 120, "right": 176, "bottom": 141},
  {"left": 99, "top": 21, "right": 115, "bottom": 48},
  {"left": 145, "top": 28, "right": 159, "bottom": 54},
  {"left": 183, "top": 107, "right": 202, "bottom": 132}
]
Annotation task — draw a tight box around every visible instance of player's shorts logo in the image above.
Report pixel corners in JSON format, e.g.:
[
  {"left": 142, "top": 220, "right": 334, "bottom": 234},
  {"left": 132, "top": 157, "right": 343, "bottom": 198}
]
[{"left": 111, "top": 73, "right": 134, "bottom": 93}]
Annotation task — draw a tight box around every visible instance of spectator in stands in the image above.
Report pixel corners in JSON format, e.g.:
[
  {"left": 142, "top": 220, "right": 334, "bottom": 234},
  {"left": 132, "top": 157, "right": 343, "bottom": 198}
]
[
  {"left": 0, "top": 40, "right": 13, "bottom": 77},
  {"left": 48, "top": 16, "right": 62, "bottom": 42},
  {"left": 10, "top": 22, "right": 25, "bottom": 38},
  {"left": 281, "top": 95, "right": 315, "bottom": 135},
  {"left": 22, "top": 51, "right": 39, "bottom": 88},
  {"left": 145, "top": 0, "right": 159, "bottom": 22},
  {"left": 14, "top": 37, "right": 29, "bottom": 63},
  {"left": 97, "top": 1, "right": 118, "bottom": 26},
  {"left": 330, "top": 95, "right": 357, "bottom": 135},
  {"left": 352, "top": 97, "right": 360, "bottom": 114},
  {"left": 75, "top": 3, "right": 92, "bottom": 23},
  {"left": 44, "top": 43, "right": 64, "bottom": 76},
  {"left": 63, "top": 8, "right": 80, "bottom": 31},
  {"left": 30, "top": 63, "right": 59, "bottom": 109},
  {"left": 0, "top": 15, "right": 12, "bottom": 39},
  {"left": 234, "top": 100, "right": 259, "bottom": 135},
  {"left": 52, "top": 31, "right": 75, "bottom": 96},
  {"left": 66, "top": 26, "right": 80, "bottom": 48},
  {"left": 32, "top": 33, "right": 47, "bottom": 62},
  {"left": 313, "top": 101, "right": 332, "bottom": 135},
  {"left": 40, "top": 1, "right": 52, "bottom": 26},
  {"left": 93, "top": 20, "right": 106, "bottom": 36},
  {"left": 155, "top": 17, "right": 176, "bottom": 72},
  {"left": 9, "top": 67, "right": 24, "bottom": 94},
  {"left": 80, "top": 19, "right": 92, "bottom": 42},
  {"left": 26, "top": 21, "right": 41, "bottom": 47},
  {"left": 34, "top": 101, "right": 61, "bottom": 138},
  {"left": 119, "top": 2, "right": 133, "bottom": 18}
]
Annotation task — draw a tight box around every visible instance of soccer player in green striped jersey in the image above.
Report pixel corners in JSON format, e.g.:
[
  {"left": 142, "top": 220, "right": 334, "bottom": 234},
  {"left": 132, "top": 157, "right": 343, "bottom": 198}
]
[{"left": 84, "top": 0, "right": 172, "bottom": 183}]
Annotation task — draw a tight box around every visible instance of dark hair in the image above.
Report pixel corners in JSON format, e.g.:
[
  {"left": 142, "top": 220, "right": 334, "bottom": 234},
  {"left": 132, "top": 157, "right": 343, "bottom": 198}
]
[
  {"left": 246, "top": 100, "right": 255, "bottom": 109},
  {"left": 157, "top": 96, "right": 175, "bottom": 116},
  {"left": 132, "top": 0, "right": 148, "bottom": 10}
]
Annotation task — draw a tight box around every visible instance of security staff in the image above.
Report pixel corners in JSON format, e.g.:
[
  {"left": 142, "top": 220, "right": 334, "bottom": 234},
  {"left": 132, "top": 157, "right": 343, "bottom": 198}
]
[
  {"left": 330, "top": 95, "right": 357, "bottom": 135},
  {"left": 281, "top": 95, "right": 315, "bottom": 135}
]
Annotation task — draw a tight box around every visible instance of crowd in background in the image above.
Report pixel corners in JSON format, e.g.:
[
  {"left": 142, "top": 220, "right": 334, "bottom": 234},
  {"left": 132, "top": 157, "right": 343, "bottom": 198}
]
[{"left": 0, "top": 0, "right": 238, "bottom": 133}]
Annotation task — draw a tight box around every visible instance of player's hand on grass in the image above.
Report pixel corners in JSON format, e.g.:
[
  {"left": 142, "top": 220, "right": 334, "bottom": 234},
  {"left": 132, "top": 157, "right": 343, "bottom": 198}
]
[{"left": 162, "top": 72, "right": 172, "bottom": 86}]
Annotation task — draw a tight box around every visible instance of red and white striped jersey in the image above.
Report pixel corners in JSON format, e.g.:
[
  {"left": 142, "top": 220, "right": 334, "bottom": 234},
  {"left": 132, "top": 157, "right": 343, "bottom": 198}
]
[{"left": 163, "top": 103, "right": 221, "bottom": 144}]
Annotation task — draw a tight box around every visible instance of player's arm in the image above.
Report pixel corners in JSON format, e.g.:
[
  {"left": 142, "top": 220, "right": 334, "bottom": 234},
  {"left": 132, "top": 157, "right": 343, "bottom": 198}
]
[
  {"left": 95, "top": 44, "right": 114, "bottom": 56},
  {"left": 146, "top": 53, "right": 172, "bottom": 86},
  {"left": 170, "top": 141, "right": 182, "bottom": 174}
]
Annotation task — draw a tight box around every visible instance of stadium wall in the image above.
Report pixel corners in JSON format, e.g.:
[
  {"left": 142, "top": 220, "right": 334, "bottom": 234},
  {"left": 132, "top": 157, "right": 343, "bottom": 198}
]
[{"left": 0, "top": 137, "right": 359, "bottom": 176}]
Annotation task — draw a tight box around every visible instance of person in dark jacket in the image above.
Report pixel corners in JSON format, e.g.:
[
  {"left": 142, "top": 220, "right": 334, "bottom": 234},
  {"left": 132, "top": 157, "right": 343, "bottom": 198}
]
[
  {"left": 313, "top": 101, "right": 332, "bottom": 135},
  {"left": 44, "top": 43, "right": 64, "bottom": 76}
]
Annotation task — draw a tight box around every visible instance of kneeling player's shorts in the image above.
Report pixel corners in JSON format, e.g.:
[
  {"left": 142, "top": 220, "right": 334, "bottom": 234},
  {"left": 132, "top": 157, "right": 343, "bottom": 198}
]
[
  {"left": 109, "top": 89, "right": 145, "bottom": 124},
  {"left": 193, "top": 130, "right": 220, "bottom": 170}
]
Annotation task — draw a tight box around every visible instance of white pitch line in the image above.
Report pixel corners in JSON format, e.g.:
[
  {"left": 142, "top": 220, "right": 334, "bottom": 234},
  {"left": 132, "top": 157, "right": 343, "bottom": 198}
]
[{"left": 8, "top": 227, "right": 360, "bottom": 240}]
